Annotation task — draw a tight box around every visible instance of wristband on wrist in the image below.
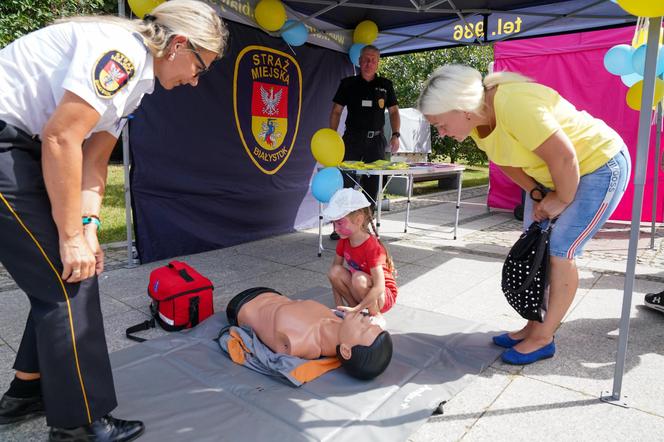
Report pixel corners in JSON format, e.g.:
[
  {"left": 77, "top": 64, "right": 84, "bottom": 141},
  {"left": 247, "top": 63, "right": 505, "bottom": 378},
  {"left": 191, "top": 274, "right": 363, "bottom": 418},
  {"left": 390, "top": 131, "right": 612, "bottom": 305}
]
[
  {"left": 82, "top": 216, "right": 101, "bottom": 230},
  {"left": 391, "top": 131, "right": 400, "bottom": 138}
]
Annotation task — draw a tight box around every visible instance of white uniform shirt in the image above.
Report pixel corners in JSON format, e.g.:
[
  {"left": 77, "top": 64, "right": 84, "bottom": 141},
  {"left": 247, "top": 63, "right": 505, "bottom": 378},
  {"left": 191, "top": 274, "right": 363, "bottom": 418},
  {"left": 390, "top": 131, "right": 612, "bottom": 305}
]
[{"left": 0, "top": 21, "right": 155, "bottom": 139}]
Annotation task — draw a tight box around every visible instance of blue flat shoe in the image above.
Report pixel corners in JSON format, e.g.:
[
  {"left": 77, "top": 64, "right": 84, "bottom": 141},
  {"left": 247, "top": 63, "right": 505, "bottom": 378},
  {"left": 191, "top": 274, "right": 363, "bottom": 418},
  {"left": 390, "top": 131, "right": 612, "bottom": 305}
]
[
  {"left": 492, "top": 333, "right": 524, "bottom": 348},
  {"left": 501, "top": 340, "right": 556, "bottom": 365}
]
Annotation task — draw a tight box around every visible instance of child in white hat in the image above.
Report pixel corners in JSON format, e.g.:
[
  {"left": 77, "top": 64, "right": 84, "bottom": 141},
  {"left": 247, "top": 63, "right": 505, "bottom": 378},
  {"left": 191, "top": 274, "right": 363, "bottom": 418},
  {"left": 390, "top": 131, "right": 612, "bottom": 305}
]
[{"left": 323, "top": 188, "right": 398, "bottom": 325}]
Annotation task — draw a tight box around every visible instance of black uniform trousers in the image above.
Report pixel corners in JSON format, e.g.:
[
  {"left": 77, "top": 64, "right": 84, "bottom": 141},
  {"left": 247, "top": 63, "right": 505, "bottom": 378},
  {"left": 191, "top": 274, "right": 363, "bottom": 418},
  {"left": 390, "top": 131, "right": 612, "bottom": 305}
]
[
  {"left": 342, "top": 130, "right": 387, "bottom": 208},
  {"left": 0, "top": 121, "right": 117, "bottom": 428}
]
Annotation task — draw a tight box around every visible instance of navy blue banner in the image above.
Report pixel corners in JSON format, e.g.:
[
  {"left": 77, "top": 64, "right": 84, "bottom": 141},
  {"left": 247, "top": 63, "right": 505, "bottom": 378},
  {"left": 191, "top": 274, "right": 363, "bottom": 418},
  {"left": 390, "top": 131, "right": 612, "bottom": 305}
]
[{"left": 130, "top": 21, "right": 352, "bottom": 263}]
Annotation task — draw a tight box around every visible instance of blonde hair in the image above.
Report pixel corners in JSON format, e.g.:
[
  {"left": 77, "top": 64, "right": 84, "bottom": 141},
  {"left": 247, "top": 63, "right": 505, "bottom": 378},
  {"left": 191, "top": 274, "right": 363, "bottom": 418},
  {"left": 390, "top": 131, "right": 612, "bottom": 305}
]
[
  {"left": 417, "top": 64, "right": 531, "bottom": 116},
  {"left": 56, "top": 0, "right": 228, "bottom": 59}
]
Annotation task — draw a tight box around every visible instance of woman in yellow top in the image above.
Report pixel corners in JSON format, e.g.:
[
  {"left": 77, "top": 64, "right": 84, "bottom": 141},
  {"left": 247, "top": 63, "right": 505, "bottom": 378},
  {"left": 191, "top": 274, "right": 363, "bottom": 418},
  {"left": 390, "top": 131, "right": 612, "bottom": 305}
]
[{"left": 417, "top": 65, "right": 630, "bottom": 365}]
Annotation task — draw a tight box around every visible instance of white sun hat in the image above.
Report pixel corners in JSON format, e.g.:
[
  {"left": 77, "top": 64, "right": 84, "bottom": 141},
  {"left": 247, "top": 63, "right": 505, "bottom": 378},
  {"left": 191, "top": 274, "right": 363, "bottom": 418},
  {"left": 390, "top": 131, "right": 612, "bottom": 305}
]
[{"left": 322, "top": 188, "right": 371, "bottom": 222}]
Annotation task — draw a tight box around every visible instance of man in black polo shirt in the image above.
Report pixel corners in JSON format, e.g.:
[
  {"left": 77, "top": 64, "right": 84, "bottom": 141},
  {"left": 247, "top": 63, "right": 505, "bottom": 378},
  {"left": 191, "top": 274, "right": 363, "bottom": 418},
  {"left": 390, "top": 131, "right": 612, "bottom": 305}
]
[{"left": 329, "top": 45, "right": 400, "bottom": 239}]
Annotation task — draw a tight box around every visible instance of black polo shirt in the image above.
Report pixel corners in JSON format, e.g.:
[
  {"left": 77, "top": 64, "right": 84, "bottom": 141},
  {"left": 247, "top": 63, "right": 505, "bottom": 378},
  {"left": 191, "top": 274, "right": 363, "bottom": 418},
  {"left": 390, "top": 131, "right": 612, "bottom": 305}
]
[{"left": 333, "top": 74, "right": 398, "bottom": 131}]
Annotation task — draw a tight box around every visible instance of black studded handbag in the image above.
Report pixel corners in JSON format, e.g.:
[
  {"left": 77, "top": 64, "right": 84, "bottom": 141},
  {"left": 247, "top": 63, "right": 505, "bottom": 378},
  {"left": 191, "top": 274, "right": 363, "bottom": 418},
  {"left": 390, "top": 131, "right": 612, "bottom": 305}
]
[{"left": 501, "top": 219, "right": 556, "bottom": 322}]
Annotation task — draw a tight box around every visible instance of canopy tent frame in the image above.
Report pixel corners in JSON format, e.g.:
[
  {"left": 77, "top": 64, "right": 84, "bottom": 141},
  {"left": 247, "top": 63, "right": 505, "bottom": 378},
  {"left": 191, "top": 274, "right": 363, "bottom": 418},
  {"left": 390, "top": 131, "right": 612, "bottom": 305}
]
[
  {"left": 283, "top": 0, "right": 636, "bottom": 54},
  {"left": 116, "top": 0, "right": 662, "bottom": 407},
  {"left": 601, "top": 16, "right": 663, "bottom": 407},
  {"left": 651, "top": 103, "right": 662, "bottom": 250},
  {"left": 285, "top": 0, "right": 629, "bottom": 20}
]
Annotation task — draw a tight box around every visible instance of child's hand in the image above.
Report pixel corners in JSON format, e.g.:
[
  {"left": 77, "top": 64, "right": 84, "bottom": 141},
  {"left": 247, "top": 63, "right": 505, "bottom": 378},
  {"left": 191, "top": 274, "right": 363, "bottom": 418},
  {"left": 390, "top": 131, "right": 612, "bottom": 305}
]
[
  {"left": 336, "top": 305, "right": 370, "bottom": 316},
  {"left": 336, "top": 305, "right": 361, "bottom": 314}
]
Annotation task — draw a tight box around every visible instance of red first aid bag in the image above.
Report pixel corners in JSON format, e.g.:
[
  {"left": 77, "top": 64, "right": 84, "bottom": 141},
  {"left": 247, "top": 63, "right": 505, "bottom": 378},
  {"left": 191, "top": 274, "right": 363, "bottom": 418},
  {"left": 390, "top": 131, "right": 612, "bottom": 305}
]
[{"left": 126, "top": 261, "right": 214, "bottom": 342}]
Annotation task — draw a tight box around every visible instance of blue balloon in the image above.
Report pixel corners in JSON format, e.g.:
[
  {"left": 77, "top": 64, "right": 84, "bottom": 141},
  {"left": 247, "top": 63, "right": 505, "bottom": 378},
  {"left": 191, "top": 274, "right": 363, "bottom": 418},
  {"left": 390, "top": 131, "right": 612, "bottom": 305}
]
[
  {"left": 281, "top": 19, "right": 308, "bottom": 47},
  {"left": 311, "top": 167, "right": 343, "bottom": 203},
  {"left": 632, "top": 44, "right": 647, "bottom": 76},
  {"left": 604, "top": 44, "right": 635, "bottom": 76},
  {"left": 632, "top": 45, "right": 664, "bottom": 77},
  {"left": 348, "top": 43, "right": 365, "bottom": 67},
  {"left": 620, "top": 72, "right": 642, "bottom": 87}
]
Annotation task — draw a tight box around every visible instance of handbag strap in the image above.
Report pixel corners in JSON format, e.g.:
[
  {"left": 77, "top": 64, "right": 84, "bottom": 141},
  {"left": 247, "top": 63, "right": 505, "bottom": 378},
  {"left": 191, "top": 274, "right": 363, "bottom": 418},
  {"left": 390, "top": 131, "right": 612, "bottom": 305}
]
[
  {"left": 168, "top": 261, "right": 195, "bottom": 282},
  {"left": 512, "top": 218, "right": 556, "bottom": 294},
  {"left": 189, "top": 296, "right": 200, "bottom": 328},
  {"left": 125, "top": 318, "right": 156, "bottom": 343},
  {"left": 542, "top": 216, "right": 558, "bottom": 232}
]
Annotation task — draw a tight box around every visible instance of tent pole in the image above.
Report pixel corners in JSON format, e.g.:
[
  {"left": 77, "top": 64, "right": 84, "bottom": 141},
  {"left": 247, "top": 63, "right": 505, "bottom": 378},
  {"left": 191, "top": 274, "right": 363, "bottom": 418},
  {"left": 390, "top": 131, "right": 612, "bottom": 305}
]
[
  {"left": 651, "top": 102, "right": 662, "bottom": 249},
  {"left": 118, "top": 0, "right": 137, "bottom": 268},
  {"left": 121, "top": 124, "right": 136, "bottom": 269},
  {"left": 602, "top": 16, "right": 663, "bottom": 407}
]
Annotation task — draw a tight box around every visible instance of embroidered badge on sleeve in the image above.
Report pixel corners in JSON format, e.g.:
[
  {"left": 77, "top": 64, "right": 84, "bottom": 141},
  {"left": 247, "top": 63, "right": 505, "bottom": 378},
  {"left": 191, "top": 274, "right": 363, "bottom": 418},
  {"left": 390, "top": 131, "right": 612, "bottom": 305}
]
[{"left": 92, "top": 50, "right": 136, "bottom": 98}]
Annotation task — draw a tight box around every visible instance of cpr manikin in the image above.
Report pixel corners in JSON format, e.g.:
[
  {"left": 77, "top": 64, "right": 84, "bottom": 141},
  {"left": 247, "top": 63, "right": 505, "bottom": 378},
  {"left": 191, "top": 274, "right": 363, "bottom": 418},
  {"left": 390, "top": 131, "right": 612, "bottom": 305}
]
[{"left": 226, "top": 287, "right": 393, "bottom": 380}]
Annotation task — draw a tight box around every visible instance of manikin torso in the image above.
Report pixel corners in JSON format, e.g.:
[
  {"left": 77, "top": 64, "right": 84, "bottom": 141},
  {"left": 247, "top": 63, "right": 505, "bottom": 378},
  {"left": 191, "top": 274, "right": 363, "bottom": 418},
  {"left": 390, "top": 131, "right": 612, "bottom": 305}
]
[{"left": 236, "top": 292, "right": 341, "bottom": 359}]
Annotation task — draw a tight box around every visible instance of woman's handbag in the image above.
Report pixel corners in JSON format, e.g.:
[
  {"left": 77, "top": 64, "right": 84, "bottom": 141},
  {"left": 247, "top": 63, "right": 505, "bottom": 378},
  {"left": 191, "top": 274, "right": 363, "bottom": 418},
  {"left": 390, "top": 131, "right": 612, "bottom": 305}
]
[{"left": 501, "top": 219, "right": 556, "bottom": 322}]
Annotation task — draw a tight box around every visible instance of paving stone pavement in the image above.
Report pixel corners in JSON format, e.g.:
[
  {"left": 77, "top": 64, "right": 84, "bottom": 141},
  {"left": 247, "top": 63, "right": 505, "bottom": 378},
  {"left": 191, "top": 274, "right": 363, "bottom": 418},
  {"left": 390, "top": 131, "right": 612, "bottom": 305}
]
[
  {"left": 1, "top": 184, "right": 663, "bottom": 442},
  {"left": 1, "top": 185, "right": 662, "bottom": 293}
]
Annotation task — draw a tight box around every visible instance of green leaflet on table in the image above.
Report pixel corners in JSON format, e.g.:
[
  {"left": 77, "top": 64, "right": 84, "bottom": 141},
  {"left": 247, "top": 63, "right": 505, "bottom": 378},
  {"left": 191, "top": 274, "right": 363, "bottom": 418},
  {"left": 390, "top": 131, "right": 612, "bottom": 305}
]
[{"left": 340, "top": 160, "right": 409, "bottom": 170}]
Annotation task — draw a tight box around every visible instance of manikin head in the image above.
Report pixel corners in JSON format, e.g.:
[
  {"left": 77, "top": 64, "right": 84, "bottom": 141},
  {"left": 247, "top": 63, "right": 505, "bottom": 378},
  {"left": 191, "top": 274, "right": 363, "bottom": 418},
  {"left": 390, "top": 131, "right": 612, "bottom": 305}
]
[{"left": 336, "top": 310, "right": 393, "bottom": 380}]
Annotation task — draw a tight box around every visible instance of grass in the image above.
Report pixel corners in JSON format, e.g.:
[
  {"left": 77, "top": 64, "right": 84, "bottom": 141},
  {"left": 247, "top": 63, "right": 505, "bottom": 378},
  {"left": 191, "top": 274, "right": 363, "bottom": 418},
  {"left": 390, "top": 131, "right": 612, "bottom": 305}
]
[
  {"left": 411, "top": 165, "right": 488, "bottom": 196},
  {"left": 99, "top": 165, "right": 129, "bottom": 244},
  {"left": 100, "top": 163, "right": 489, "bottom": 244}
]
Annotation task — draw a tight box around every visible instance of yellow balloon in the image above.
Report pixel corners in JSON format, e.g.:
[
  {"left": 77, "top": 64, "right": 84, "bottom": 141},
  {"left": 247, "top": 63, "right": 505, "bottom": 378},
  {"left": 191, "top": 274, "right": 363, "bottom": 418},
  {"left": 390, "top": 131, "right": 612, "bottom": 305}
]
[
  {"left": 617, "top": 0, "right": 664, "bottom": 18},
  {"left": 353, "top": 20, "right": 378, "bottom": 45},
  {"left": 127, "top": 0, "right": 164, "bottom": 19},
  {"left": 311, "top": 129, "right": 345, "bottom": 167},
  {"left": 625, "top": 78, "right": 664, "bottom": 111},
  {"left": 255, "top": 0, "right": 287, "bottom": 32}
]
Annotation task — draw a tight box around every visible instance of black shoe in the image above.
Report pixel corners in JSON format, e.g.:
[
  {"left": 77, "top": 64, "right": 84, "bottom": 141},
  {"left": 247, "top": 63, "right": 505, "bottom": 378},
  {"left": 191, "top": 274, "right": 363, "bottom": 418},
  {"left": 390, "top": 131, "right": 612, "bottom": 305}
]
[
  {"left": 645, "top": 290, "right": 664, "bottom": 313},
  {"left": 329, "top": 231, "right": 340, "bottom": 240},
  {"left": 0, "top": 393, "right": 44, "bottom": 424},
  {"left": 49, "top": 414, "right": 144, "bottom": 442}
]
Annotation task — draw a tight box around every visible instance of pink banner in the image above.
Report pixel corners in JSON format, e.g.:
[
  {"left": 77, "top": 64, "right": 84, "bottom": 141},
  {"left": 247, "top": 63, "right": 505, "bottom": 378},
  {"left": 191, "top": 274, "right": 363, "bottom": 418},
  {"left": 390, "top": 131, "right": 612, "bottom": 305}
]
[
  {"left": 492, "top": 27, "right": 663, "bottom": 222},
  {"left": 488, "top": 162, "right": 522, "bottom": 210}
]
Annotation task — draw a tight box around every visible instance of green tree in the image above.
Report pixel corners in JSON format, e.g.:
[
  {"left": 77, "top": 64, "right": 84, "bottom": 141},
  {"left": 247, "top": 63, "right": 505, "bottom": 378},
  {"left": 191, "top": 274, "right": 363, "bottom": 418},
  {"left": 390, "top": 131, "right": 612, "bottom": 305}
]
[
  {"left": 380, "top": 45, "right": 493, "bottom": 165},
  {"left": 0, "top": 0, "right": 117, "bottom": 48}
]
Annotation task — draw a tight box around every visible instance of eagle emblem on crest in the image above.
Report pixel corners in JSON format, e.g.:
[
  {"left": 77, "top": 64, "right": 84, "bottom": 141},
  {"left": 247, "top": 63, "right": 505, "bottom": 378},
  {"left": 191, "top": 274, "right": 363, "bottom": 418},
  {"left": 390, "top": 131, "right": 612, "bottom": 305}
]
[
  {"left": 260, "top": 86, "right": 283, "bottom": 116},
  {"left": 102, "top": 62, "right": 127, "bottom": 89}
]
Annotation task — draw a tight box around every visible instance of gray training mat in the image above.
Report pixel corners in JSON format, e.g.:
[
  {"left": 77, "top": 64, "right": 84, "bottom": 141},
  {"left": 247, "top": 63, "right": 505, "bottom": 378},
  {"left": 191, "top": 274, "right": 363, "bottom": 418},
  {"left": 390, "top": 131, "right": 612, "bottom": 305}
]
[{"left": 110, "top": 288, "right": 504, "bottom": 442}]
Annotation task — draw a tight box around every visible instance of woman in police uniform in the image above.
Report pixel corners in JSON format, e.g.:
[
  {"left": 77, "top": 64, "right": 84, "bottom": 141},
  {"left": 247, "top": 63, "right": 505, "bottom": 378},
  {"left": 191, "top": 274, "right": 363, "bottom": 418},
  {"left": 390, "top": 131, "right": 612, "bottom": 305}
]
[{"left": 0, "top": 1, "right": 227, "bottom": 440}]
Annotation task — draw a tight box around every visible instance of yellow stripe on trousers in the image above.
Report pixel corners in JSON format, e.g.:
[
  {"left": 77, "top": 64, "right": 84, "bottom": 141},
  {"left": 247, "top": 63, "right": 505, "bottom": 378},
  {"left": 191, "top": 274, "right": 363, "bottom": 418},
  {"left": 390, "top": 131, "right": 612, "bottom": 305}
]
[{"left": 0, "top": 192, "right": 92, "bottom": 424}]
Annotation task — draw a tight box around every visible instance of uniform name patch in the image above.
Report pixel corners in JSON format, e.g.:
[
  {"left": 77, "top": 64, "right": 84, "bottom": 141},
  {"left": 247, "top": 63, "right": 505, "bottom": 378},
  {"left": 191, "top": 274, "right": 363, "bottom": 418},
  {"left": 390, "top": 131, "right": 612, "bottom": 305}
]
[{"left": 93, "top": 51, "right": 135, "bottom": 98}]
